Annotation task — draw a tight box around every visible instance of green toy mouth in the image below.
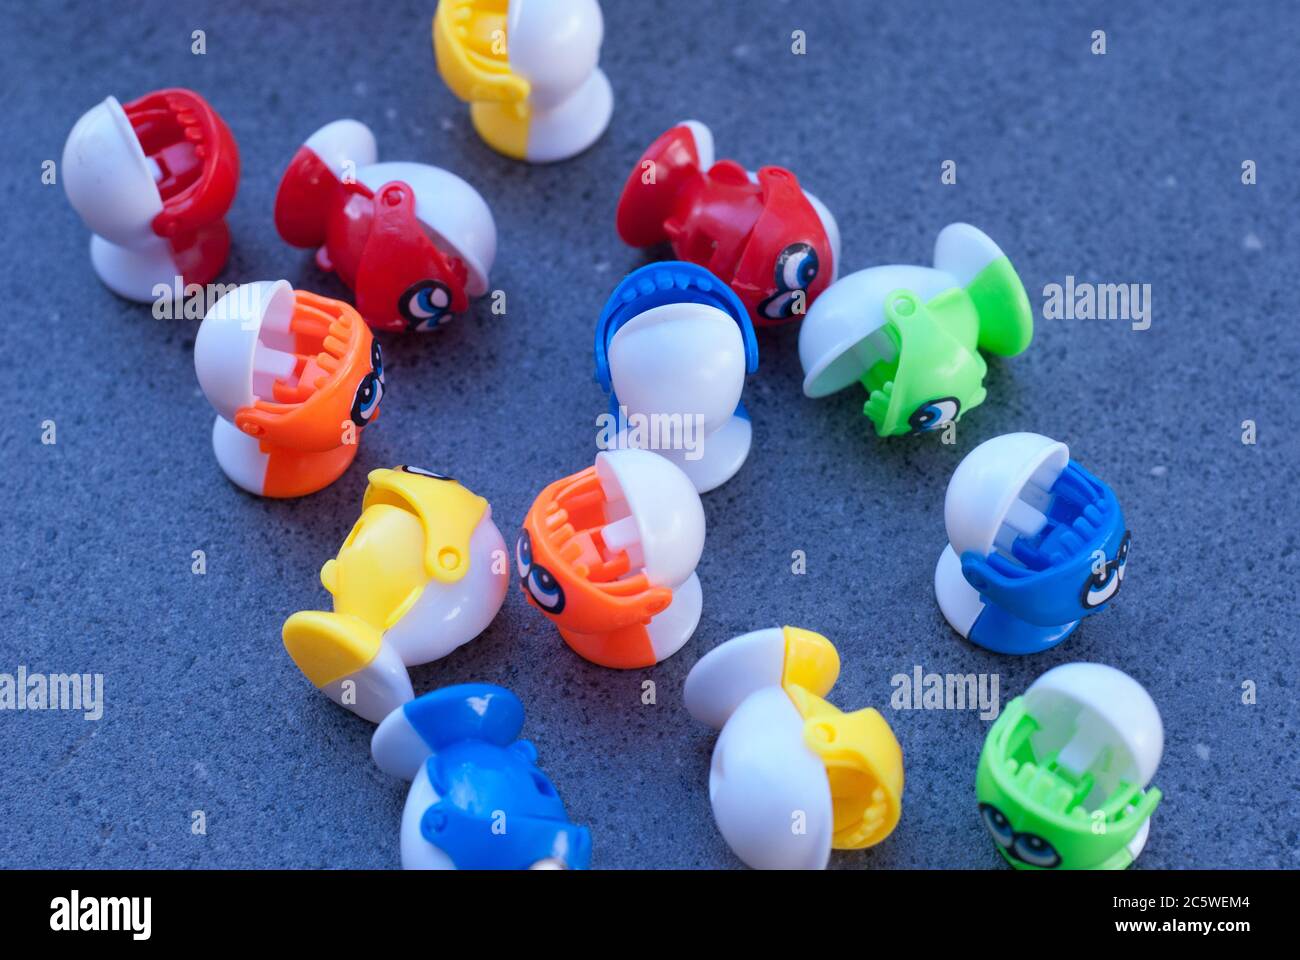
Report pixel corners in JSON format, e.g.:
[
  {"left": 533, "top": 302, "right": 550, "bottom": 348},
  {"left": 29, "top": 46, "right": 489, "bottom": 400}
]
[
  {"left": 978, "top": 698, "right": 1162, "bottom": 869},
  {"left": 860, "top": 289, "right": 988, "bottom": 436}
]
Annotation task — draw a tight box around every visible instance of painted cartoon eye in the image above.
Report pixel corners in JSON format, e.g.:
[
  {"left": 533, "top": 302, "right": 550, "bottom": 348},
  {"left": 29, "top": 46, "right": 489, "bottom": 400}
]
[
  {"left": 371, "top": 340, "right": 385, "bottom": 385},
  {"left": 398, "top": 465, "right": 453, "bottom": 481},
  {"left": 908, "top": 397, "right": 961, "bottom": 433},
  {"left": 759, "top": 289, "right": 799, "bottom": 320},
  {"left": 758, "top": 243, "right": 821, "bottom": 320},
  {"left": 515, "top": 531, "right": 533, "bottom": 579},
  {"left": 350, "top": 372, "right": 382, "bottom": 426},
  {"left": 525, "top": 563, "right": 565, "bottom": 614},
  {"left": 398, "top": 279, "right": 453, "bottom": 332},
  {"left": 1012, "top": 832, "right": 1062, "bottom": 869},
  {"left": 1083, "top": 564, "right": 1120, "bottom": 608},
  {"left": 979, "top": 803, "right": 1015, "bottom": 848},
  {"left": 778, "top": 242, "right": 819, "bottom": 291},
  {"left": 1116, "top": 531, "right": 1131, "bottom": 581}
]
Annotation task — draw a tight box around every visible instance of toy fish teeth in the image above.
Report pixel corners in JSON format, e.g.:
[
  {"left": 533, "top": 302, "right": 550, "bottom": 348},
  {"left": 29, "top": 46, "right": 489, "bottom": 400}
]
[
  {"left": 194, "top": 280, "right": 385, "bottom": 499},
  {"left": 372, "top": 684, "right": 591, "bottom": 869},
  {"left": 935, "top": 432, "right": 1130, "bottom": 655},
  {"left": 433, "top": 0, "right": 613, "bottom": 163},
  {"left": 274, "top": 118, "right": 496, "bottom": 333},
  {"left": 62, "top": 88, "right": 239, "bottom": 302},
  {"left": 684, "top": 627, "right": 904, "bottom": 870},
  {"left": 978, "top": 663, "right": 1163, "bottom": 870},
  {"left": 518, "top": 449, "right": 705, "bottom": 668},
  {"left": 282, "top": 466, "right": 508, "bottom": 724},
  {"left": 799, "top": 223, "right": 1033, "bottom": 437}
]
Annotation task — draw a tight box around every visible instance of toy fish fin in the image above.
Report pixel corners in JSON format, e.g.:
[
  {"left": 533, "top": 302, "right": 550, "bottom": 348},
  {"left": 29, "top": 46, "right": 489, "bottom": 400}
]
[{"left": 282, "top": 610, "right": 383, "bottom": 688}]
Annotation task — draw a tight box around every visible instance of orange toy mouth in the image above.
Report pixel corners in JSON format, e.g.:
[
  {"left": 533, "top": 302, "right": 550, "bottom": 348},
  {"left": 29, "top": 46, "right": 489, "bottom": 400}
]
[
  {"left": 123, "top": 88, "right": 239, "bottom": 239},
  {"left": 233, "top": 291, "right": 384, "bottom": 452},
  {"left": 519, "top": 466, "right": 671, "bottom": 635}
]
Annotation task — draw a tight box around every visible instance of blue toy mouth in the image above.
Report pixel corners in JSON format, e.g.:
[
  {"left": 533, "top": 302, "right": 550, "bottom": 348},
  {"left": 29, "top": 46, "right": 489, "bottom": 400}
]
[
  {"left": 960, "top": 459, "right": 1128, "bottom": 627},
  {"left": 1012, "top": 460, "right": 1123, "bottom": 569}
]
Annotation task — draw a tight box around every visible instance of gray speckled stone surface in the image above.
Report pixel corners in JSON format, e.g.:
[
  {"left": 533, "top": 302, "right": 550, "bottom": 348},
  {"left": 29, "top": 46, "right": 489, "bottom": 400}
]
[{"left": 1, "top": 0, "right": 1297, "bottom": 869}]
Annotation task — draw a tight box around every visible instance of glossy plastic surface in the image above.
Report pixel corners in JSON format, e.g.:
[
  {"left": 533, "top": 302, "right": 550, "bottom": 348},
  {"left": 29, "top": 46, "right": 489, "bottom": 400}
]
[
  {"left": 595, "top": 262, "right": 759, "bottom": 492},
  {"left": 685, "top": 628, "right": 903, "bottom": 870},
  {"left": 798, "top": 224, "right": 1032, "bottom": 436},
  {"left": 282, "top": 467, "right": 509, "bottom": 722},
  {"left": 518, "top": 449, "right": 705, "bottom": 668},
  {"left": 935, "top": 433, "right": 1130, "bottom": 654},
  {"left": 616, "top": 121, "right": 839, "bottom": 327},
  {"left": 195, "top": 281, "right": 384, "bottom": 498},
  {"left": 976, "top": 663, "right": 1163, "bottom": 870},
  {"left": 62, "top": 88, "right": 239, "bottom": 301},
  {"left": 372, "top": 684, "right": 591, "bottom": 869},
  {"left": 274, "top": 119, "right": 496, "bottom": 332},
  {"left": 433, "top": 0, "right": 612, "bottom": 162}
]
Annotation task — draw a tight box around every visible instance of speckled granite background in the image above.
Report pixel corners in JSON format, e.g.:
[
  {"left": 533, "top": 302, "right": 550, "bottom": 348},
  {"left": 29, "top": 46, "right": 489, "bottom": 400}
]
[{"left": 1, "top": 0, "right": 1296, "bottom": 869}]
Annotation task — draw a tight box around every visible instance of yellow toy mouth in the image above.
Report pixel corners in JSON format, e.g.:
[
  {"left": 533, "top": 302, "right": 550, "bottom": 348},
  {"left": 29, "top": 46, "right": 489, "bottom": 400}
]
[
  {"left": 433, "top": 0, "right": 529, "bottom": 104},
  {"left": 779, "top": 628, "right": 904, "bottom": 851},
  {"left": 786, "top": 685, "right": 904, "bottom": 850}
]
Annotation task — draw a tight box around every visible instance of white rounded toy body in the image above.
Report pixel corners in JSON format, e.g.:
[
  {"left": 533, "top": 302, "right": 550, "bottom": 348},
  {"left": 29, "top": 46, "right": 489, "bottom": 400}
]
[
  {"left": 684, "top": 627, "right": 903, "bottom": 870},
  {"left": 595, "top": 262, "right": 760, "bottom": 493}
]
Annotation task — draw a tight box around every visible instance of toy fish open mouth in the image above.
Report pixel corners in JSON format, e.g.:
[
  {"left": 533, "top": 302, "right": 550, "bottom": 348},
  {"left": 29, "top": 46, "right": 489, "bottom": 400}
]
[
  {"left": 984, "top": 700, "right": 1156, "bottom": 840},
  {"left": 196, "top": 281, "right": 380, "bottom": 452},
  {"left": 121, "top": 88, "right": 239, "bottom": 239},
  {"left": 520, "top": 464, "right": 669, "bottom": 635},
  {"left": 952, "top": 434, "right": 1129, "bottom": 628},
  {"left": 62, "top": 86, "right": 240, "bottom": 300},
  {"left": 977, "top": 664, "right": 1163, "bottom": 870},
  {"left": 244, "top": 287, "right": 377, "bottom": 436},
  {"left": 519, "top": 450, "right": 704, "bottom": 669},
  {"left": 976, "top": 461, "right": 1128, "bottom": 611}
]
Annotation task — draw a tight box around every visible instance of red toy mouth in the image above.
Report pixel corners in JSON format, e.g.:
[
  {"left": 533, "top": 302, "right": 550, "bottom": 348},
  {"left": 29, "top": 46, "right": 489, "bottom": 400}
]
[{"left": 123, "top": 88, "right": 239, "bottom": 240}]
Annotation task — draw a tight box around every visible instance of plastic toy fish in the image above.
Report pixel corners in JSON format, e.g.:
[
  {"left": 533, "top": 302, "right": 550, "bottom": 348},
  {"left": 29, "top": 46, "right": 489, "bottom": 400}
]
[
  {"left": 283, "top": 467, "right": 509, "bottom": 721},
  {"left": 194, "top": 280, "right": 384, "bottom": 498},
  {"left": 518, "top": 449, "right": 705, "bottom": 668},
  {"left": 372, "top": 684, "right": 591, "bottom": 869},
  {"left": 616, "top": 120, "right": 840, "bottom": 327},
  {"left": 433, "top": 0, "right": 612, "bottom": 162},
  {"left": 594, "top": 262, "right": 758, "bottom": 492},
  {"left": 62, "top": 88, "right": 239, "bottom": 301},
  {"left": 274, "top": 119, "right": 496, "bottom": 333},
  {"left": 684, "top": 627, "right": 904, "bottom": 870},
  {"left": 978, "top": 662, "right": 1163, "bottom": 870},
  {"left": 935, "top": 432, "right": 1129, "bottom": 654},
  {"left": 799, "top": 223, "right": 1033, "bottom": 436}
]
